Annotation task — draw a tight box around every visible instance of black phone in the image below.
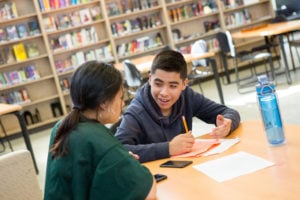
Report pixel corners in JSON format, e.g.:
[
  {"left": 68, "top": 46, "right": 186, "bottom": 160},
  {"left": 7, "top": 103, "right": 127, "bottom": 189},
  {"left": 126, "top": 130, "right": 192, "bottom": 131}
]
[
  {"left": 160, "top": 160, "right": 193, "bottom": 168},
  {"left": 154, "top": 174, "right": 167, "bottom": 182}
]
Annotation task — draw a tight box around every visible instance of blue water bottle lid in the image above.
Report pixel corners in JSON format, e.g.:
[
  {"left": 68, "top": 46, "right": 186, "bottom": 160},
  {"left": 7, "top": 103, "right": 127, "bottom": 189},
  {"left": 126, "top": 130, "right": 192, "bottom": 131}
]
[{"left": 256, "top": 75, "right": 275, "bottom": 95}]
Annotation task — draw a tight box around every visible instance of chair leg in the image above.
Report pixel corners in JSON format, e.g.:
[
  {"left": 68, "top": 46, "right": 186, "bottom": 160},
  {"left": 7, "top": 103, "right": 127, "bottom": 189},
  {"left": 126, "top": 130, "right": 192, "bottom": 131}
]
[
  {"left": 198, "top": 82, "right": 204, "bottom": 94},
  {"left": 0, "top": 119, "right": 14, "bottom": 152},
  {"left": 0, "top": 137, "right": 5, "bottom": 153}
]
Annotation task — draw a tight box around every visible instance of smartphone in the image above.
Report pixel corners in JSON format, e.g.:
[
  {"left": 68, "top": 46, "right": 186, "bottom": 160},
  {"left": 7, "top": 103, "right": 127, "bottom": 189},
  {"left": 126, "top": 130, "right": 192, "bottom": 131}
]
[
  {"left": 154, "top": 174, "right": 167, "bottom": 182},
  {"left": 160, "top": 160, "right": 193, "bottom": 168}
]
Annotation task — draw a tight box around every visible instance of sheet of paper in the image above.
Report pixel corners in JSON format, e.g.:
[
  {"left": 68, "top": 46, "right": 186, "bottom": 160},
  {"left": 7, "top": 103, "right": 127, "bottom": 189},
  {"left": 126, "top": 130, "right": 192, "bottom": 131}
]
[
  {"left": 172, "top": 139, "right": 220, "bottom": 158},
  {"left": 202, "top": 137, "right": 240, "bottom": 156},
  {"left": 172, "top": 138, "right": 239, "bottom": 158},
  {"left": 193, "top": 151, "right": 274, "bottom": 182}
]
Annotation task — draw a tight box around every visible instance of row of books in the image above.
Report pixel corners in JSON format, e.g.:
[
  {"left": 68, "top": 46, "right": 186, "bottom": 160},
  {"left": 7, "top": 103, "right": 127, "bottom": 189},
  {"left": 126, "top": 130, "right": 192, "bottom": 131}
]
[
  {"left": 222, "top": 0, "right": 244, "bottom": 8},
  {"left": 43, "top": 6, "right": 101, "bottom": 32},
  {"left": 0, "top": 43, "right": 40, "bottom": 64},
  {"left": 168, "top": 0, "right": 218, "bottom": 23},
  {"left": 106, "top": 0, "right": 159, "bottom": 17},
  {"left": 38, "top": 0, "right": 93, "bottom": 12},
  {"left": 0, "top": 1, "right": 18, "bottom": 22},
  {"left": 54, "top": 45, "right": 114, "bottom": 73},
  {"left": 0, "top": 88, "right": 31, "bottom": 105},
  {"left": 225, "top": 9, "right": 251, "bottom": 28},
  {"left": 177, "top": 38, "right": 220, "bottom": 54},
  {"left": 116, "top": 33, "right": 163, "bottom": 57},
  {"left": 0, "top": 21, "right": 41, "bottom": 43},
  {"left": 50, "top": 27, "right": 98, "bottom": 52},
  {"left": 0, "top": 65, "right": 40, "bottom": 88},
  {"left": 111, "top": 13, "right": 161, "bottom": 37}
]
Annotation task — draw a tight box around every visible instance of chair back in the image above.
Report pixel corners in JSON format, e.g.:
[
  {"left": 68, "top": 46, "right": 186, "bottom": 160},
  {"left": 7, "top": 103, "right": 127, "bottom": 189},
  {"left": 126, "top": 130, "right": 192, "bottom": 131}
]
[
  {"left": 123, "top": 60, "right": 143, "bottom": 88},
  {"left": 0, "top": 150, "right": 42, "bottom": 200},
  {"left": 217, "top": 31, "right": 236, "bottom": 57},
  {"left": 191, "top": 40, "right": 208, "bottom": 67}
]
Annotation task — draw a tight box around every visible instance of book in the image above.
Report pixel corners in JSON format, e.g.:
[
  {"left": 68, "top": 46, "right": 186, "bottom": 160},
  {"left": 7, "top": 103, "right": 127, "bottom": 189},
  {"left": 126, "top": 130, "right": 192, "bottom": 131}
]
[
  {"left": 12, "top": 43, "right": 28, "bottom": 61},
  {"left": 57, "top": 14, "right": 71, "bottom": 30},
  {"left": 38, "top": 0, "right": 45, "bottom": 11},
  {"left": 79, "top": 8, "right": 92, "bottom": 24},
  {"left": 70, "top": 11, "right": 81, "bottom": 27},
  {"left": 43, "top": 16, "right": 57, "bottom": 32},
  {"left": 0, "top": 49, "right": 5, "bottom": 65},
  {"left": 6, "top": 25, "right": 19, "bottom": 40},
  {"left": 90, "top": 6, "right": 102, "bottom": 21},
  {"left": 0, "top": 28, "right": 6, "bottom": 42},
  {"left": 43, "top": 0, "right": 51, "bottom": 11},
  {"left": 28, "top": 21, "right": 41, "bottom": 36},
  {"left": 4, "top": 46, "right": 15, "bottom": 64},
  {"left": 26, "top": 43, "right": 40, "bottom": 58},
  {"left": 16, "top": 23, "right": 29, "bottom": 38},
  {"left": 1, "top": 2, "right": 18, "bottom": 20}
]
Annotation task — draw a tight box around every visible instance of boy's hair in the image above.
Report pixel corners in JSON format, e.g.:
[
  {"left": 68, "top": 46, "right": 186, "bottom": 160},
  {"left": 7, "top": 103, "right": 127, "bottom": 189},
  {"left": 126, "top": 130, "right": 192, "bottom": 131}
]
[{"left": 150, "top": 50, "right": 187, "bottom": 79}]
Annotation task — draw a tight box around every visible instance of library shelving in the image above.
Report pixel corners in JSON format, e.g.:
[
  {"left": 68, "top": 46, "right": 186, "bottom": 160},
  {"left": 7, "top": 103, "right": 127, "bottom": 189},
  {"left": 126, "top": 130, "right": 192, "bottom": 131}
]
[
  {"left": 0, "top": 0, "right": 63, "bottom": 136},
  {"left": 0, "top": 0, "right": 275, "bottom": 137}
]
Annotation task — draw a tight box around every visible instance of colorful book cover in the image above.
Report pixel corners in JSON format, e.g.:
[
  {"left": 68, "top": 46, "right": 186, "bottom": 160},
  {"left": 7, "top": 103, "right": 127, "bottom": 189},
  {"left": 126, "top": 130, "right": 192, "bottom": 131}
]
[
  {"left": 59, "top": 0, "right": 66, "bottom": 8},
  {"left": 38, "top": 0, "right": 45, "bottom": 11},
  {"left": 4, "top": 46, "right": 15, "bottom": 64},
  {"left": 43, "top": 0, "right": 51, "bottom": 11},
  {"left": 26, "top": 43, "right": 40, "bottom": 58},
  {"left": 12, "top": 43, "right": 28, "bottom": 61},
  {"left": 6, "top": 25, "right": 19, "bottom": 40},
  {"left": 43, "top": 16, "right": 57, "bottom": 32},
  {"left": 79, "top": 8, "right": 92, "bottom": 24},
  {"left": 90, "top": 6, "right": 102, "bottom": 21},
  {"left": 0, "top": 50, "right": 5, "bottom": 64},
  {"left": 28, "top": 21, "right": 41, "bottom": 36},
  {"left": 70, "top": 11, "right": 81, "bottom": 27},
  {"left": 16, "top": 23, "right": 29, "bottom": 38},
  {"left": 0, "top": 28, "right": 6, "bottom": 42},
  {"left": 10, "top": 2, "right": 18, "bottom": 18},
  {"left": 57, "top": 15, "right": 71, "bottom": 30}
]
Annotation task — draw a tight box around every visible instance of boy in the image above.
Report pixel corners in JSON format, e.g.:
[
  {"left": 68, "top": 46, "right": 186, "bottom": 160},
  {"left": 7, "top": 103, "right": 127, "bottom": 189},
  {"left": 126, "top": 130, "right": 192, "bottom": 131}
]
[{"left": 115, "top": 50, "right": 240, "bottom": 163}]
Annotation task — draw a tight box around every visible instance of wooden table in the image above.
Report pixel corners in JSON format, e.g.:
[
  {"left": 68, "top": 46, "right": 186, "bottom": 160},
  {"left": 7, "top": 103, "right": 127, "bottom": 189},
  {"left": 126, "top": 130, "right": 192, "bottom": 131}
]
[
  {"left": 144, "top": 121, "right": 300, "bottom": 200},
  {"left": 232, "top": 19, "right": 300, "bottom": 85},
  {"left": 115, "top": 52, "right": 225, "bottom": 104},
  {"left": 0, "top": 104, "right": 39, "bottom": 174}
]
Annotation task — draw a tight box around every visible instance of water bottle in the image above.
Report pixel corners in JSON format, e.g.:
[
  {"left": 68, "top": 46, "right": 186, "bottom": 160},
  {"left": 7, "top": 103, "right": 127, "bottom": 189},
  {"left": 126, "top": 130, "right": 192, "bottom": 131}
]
[{"left": 256, "top": 75, "right": 285, "bottom": 146}]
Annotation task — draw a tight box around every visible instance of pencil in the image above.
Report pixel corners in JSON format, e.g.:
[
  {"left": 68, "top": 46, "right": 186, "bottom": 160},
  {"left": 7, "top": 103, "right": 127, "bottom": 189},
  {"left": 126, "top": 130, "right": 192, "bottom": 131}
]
[{"left": 182, "top": 116, "right": 189, "bottom": 133}]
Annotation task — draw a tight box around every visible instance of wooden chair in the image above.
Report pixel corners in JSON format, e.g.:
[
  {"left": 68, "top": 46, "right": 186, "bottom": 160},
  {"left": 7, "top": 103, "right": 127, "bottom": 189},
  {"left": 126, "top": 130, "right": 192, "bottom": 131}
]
[
  {"left": 0, "top": 103, "right": 39, "bottom": 174},
  {"left": 0, "top": 150, "right": 42, "bottom": 200}
]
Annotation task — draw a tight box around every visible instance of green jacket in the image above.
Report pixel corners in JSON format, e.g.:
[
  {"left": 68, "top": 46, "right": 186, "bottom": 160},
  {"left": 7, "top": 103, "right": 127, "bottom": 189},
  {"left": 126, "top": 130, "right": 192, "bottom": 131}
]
[{"left": 44, "top": 118, "right": 153, "bottom": 200}]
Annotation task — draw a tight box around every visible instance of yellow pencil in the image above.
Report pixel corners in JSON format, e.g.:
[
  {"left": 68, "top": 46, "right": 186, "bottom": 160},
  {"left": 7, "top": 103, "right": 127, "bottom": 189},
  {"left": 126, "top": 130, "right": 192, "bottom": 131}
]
[{"left": 182, "top": 116, "right": 189, "bottom": 133}]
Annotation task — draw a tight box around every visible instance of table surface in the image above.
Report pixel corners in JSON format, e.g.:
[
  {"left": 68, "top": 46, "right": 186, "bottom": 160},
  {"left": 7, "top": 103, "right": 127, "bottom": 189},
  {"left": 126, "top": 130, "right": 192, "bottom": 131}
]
[
  {"left": 144, "top": 121, "right": 300, "bottom": 200},
  {"left": 114, "top": 52, "right": 215, "bottom": 73},
  {"left": 0, "top": 103, "right": 22, "bottom": 115},
  {"left": 232, "top": 19, "right": 300, "bottom": 39}
]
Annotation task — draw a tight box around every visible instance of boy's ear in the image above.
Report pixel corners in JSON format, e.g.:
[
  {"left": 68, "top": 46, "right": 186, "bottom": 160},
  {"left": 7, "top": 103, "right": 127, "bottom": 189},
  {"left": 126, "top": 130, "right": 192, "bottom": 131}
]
[
  {"left": 183, "top": 78, "right": 189, "bottom": 90},
  {"left": 99, "top": 101, "right": 108, "bottom": 111}
]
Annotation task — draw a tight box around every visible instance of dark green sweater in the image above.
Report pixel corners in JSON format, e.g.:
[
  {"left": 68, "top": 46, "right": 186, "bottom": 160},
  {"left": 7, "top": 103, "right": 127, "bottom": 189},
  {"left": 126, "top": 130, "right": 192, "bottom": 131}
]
[{"left": 44, "top": 119, "right": 153, "bottom": 200}]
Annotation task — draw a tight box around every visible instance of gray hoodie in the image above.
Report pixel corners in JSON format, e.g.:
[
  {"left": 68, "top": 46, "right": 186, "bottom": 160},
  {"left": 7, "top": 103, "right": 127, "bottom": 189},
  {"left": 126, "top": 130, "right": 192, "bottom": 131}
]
[{"left": 115, "top": 82, "right": 240, "bottom": 163}]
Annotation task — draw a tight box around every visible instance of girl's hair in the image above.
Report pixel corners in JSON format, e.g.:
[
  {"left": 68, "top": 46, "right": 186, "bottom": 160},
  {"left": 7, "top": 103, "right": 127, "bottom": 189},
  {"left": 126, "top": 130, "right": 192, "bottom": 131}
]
[
  {"left": 150, "top": 50, "right": 187, "bottom": 79},
  {"left": 50, "top": 61, "right": 123, "bottom": 158}
]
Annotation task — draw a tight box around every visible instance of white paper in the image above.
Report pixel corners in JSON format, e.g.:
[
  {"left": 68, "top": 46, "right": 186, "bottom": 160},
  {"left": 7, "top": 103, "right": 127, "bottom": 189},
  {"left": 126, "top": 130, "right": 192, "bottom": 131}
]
[
  {"left": 201, "top": 137, "right": 240, "bottom": 156},
  {"left": 193, "top": 151, "right": 274, "bottom": 182}
]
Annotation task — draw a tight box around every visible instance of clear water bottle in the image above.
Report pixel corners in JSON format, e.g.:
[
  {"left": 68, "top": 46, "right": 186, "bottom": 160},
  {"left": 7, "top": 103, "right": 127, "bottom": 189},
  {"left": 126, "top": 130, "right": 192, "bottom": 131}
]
[{"left": 256, "top": 75, "right": 285, "bottom": 146}]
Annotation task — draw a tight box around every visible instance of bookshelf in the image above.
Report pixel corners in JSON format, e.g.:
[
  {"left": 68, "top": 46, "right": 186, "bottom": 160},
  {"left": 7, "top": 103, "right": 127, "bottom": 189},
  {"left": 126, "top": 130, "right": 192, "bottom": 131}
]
[
  {"left": 0, "top": 0, "right": 63, "bottom": 136},
  {"left": 0, "top": 0, "right": 275, "bottom": 137}
]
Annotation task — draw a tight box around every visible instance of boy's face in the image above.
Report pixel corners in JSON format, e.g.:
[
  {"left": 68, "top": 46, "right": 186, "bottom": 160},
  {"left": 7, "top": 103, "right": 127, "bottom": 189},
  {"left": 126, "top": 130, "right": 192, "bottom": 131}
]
[{"left": 149, "top": 69, "right": 188, "bottom": 116}]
